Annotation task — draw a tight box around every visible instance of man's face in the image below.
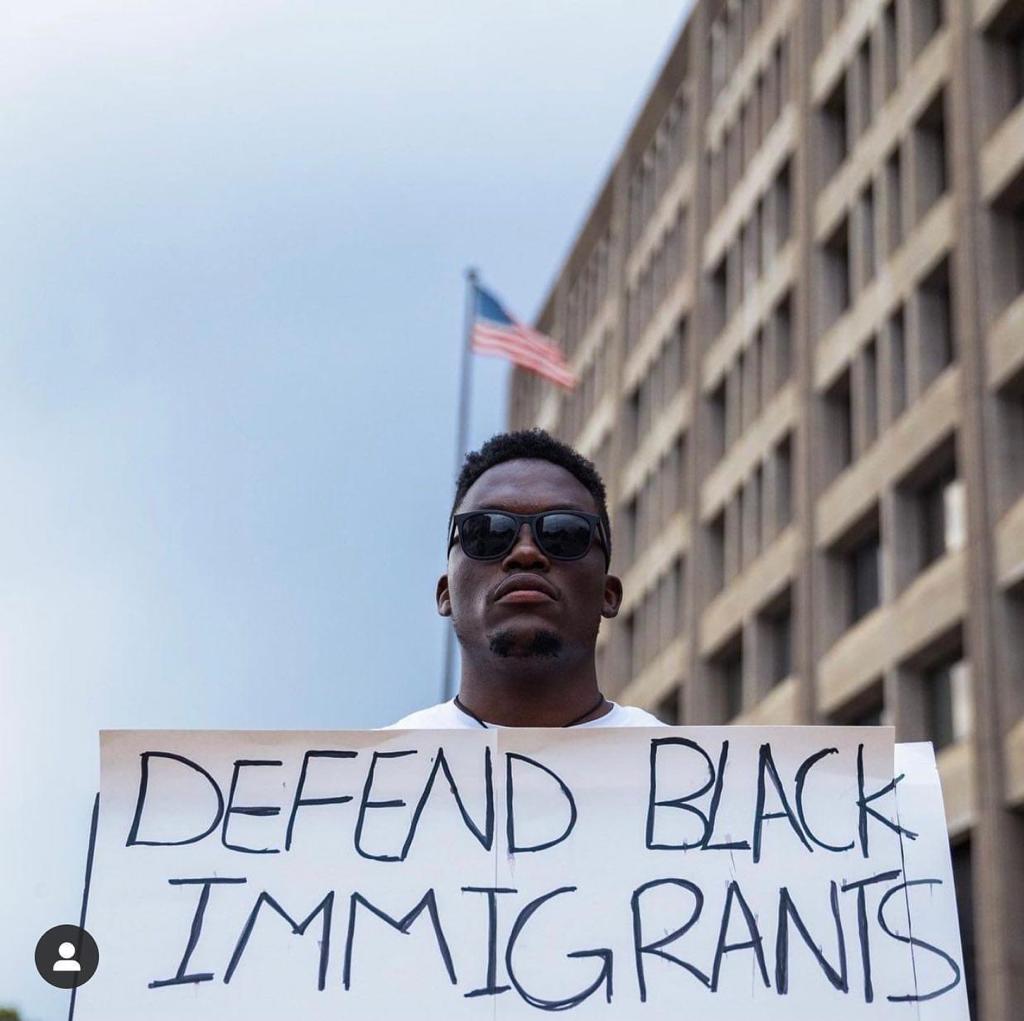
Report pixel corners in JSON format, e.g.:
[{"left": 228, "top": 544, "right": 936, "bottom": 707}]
[{"left": 437, "top": 458, "right": 622, "bottom": 660}]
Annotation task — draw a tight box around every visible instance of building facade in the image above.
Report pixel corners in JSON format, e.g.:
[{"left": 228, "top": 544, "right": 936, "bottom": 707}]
[{"left": 507, "top": 1, "right": 1024, "bottom": 1018}]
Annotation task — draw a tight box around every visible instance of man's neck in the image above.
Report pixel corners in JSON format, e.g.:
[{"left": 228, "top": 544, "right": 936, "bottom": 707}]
[{"left": 456, "top": 655, "right": 608, "bottom": 727}]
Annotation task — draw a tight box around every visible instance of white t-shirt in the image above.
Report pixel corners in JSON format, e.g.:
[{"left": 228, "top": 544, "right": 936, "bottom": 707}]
[{"left": 387, "top": 699, "right": 663, "bottom": 729}]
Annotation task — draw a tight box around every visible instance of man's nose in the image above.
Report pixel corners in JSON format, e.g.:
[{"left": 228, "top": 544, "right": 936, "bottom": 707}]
[{"left": 503, "top": 523, "right": 549, "bottom": 568}]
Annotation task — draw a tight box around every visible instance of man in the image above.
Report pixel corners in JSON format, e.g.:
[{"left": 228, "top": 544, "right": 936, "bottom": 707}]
[{"left": 390, "top": 429, "right": 662, "bottom": 728}]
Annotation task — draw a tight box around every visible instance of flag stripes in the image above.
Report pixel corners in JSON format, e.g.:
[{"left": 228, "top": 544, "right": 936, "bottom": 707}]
[{"left": 469, "top": 283, "right": 576, "bottom": 389}]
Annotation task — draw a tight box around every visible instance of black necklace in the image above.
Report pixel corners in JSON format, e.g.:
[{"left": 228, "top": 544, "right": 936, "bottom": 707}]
[{"left": 453, "top": 692, "right": 608, "bottom": 729}]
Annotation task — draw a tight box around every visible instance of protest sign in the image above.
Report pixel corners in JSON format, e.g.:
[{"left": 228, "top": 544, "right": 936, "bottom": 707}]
[{"left": 75, "top": 727, "right": 968, "bottom": 1019}]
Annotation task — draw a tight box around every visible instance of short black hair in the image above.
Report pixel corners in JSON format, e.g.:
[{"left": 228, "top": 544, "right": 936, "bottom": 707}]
[{"left": 450, "top": 428, "right": 612, "bottom": 564}]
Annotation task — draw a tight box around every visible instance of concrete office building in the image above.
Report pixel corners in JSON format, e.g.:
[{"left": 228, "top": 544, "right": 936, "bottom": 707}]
[{"left": 507, "top": 1, "right": 1024, "bottom": 1017}]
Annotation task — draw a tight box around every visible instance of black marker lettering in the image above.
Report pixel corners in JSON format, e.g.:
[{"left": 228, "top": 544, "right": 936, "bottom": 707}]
[
  {"left": 221, "top": 759, "right": 283, "bottom": 854},
  {"left": 505, "top": 753, "right": 577, "bottom": 854},
  {"left": 148, "top": 877, "right": 246, "bottom": 988},
  {"left": 223, "top": 891, "right": 334, "bottom": 990},
  {"left": 505, "top": 887, "right": 613, "bottom": 1010},
  {"left": 710, "top": 881, "right": 770, "bottom": 992},
  {"left": 285, "top": 750, "right": 357, "bottom": 851},
  {"left": 646, "top": 738, "right": 750, "bottom": 852},
  {"left": 353, "top": 749, "right": 416, "bottom": 862},
  {"left": 127, "top": 752, "right": 224, "bottom": 847},
  {"left": 401, "top": 747, "right": 494, "bottom": 859},
  {"left": 631, "top": 878, "right": 709, "bottom": 1001},
  {"left": 343, "top": 889, "right": 456, "bottom": 990},
  {"left": 461, "top": 886, "right": 517, "bottom": 999},
  {"left": 775, "top": 882, "right": 848, "bottom": 994},
  {"left": 794, "top": 748, "right": 855, "bottom": 853},
  {"left": 877, "top": 879, "right": 961, "bottom": 1002},
  {"left": 752, "top": 743, "right": 812, "bottom": 863},
  {"left": 841, "top": 868, "right": 902, "bottom": 1002},
  {"left": 856, "top": 744, "right": 918, "bottom": 857}
]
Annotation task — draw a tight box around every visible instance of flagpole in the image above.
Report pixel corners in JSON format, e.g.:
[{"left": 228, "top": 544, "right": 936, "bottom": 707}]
[{"left": 441, "top": 267, "right": 478, "bottom": 701}]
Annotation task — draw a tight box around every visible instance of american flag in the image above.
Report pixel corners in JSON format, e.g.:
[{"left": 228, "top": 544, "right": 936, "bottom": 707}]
[{"left": 470, "top": 282, "right": 577, "bottom": 389}]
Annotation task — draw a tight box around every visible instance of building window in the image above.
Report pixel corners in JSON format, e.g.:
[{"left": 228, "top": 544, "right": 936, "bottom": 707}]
[
  {"left": 885, "top": 146, "right": 904, "bottom": 254},
  {"left": 624, "top": 611, "right": 639, "bottom": 679},
  {"left": 822, "top": 215, "right": 852, "bottom": 328},
  {"left": 825, "top": 369, "right": 854, "bottom": 475},
  {"left": 989, "top": 190, "right": 1024, "bottom": 316},
  {"left": 910, "top": 0, "right": 944, "bottom": 60},
  {"left": 822, "top": 73, "right": 850, "bottom": 176},
  {"left": 775, "top": 433, "right": 793, "bottom": 532},
  {"left": 950, "top": 840, "right": 978, "bottom": 1021},
  {"left": 710, "top": 379, "right": 728, "bottom": 461},
  {"left": 919, "top": 465, "right": 966, "bottom": 568},
  {"left": 713, "top": 639, "right": 744, "bottom": 722},
  {"left": 767, "top": 600, "right": 792, "bottom": 685},
  {"left": 773, "top": 293, "right": 793, "bottom": 393},
  {"left": 620, "top": 497, "right": 637, "bottom": 567},
  {"left": 776, "top": 159, "right": 793, "bottom": 249},
  {"left": 925, "top": 653, "right": 972, "bottom": 750},
  {"left": 655, "top": 689, "right": 681, "bottom": 725},
  {"left": 860, "top": 183, "right": 877, "bottom": 286},
  {"left": 882, "top": 1, "right": 900, "bottom": 100},
  {"left": 751, "top": 463, "right": 764, "bottom": 557},
  {"left": 918, "top": 257, "right": 955, "bottom": 382},
  {"left": 982, "top": 10, "right": 1024, "bottom": 135},
  {"left": 863, "top": 338, "right": 879, "bottom": 447},
  {"left": 855, "top": 36, "right": 874, "bottom": 137},
  {"left": 710, "top": 255, "right": 728, "bottom": 336},
  {"left": 995, "top": 375, "right": 1024, "bottom": 509},
  {"left": 709, "top": 511, "right": 726, "bottom": 595},
  {"left": 832, "top": 680, "right": 886, "bottom": 726},
  {"left": 912, "top": 91, "right": 948, "bottom": 223},
  {"left": 889, "top": 307, "right": 907, "bottom": 418},
  {"left": 847, "top": 532, "right": 881, "bottom": 625}
]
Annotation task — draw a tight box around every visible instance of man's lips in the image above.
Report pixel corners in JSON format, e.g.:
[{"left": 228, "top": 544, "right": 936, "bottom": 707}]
[
  {"left": 496, "top": 589, "right": 555, "bottom": 604},
  {"left": 492, "top": 575, "right": 559, "bottom": 603}
]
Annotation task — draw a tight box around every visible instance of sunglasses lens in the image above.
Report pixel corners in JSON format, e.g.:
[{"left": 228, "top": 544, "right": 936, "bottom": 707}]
[
  {"left": 459, "top": 512, "right": 518, "bottom": 559},
  {"left": 537, "top": 513, "right": 593, "bottom": 559}
]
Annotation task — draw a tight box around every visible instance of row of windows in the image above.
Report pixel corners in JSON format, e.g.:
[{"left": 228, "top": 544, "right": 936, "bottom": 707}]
[
  {"left": 821, "top": 259, "right": 954, "bottom": 481},
  {"left": 817, "top": 0, "right": 945, "bottom": 71},
  {"left": 708, "top": 432, "right": 793, "bottom": 594},
  {"left": 828, "top": 452, "right": 964, "bottom": 642},
  {"left": 980, "top": 3, "right": 1024, "bottom": 136},
  {"left": 710, "top": 0, "right": 784, "bottom": 100},
  {"left": 709, "top": 292, "right": 793, "bottom": 460},
  {"left": 623, "top": 557, "right": 685, "bottom": 679},
  {"left": 819, "top": 3, "right": 946, "bottom": 181},
  {"left": 820, "top": 87, "right": 950, "bottom": 336},
  {"left": 709, "top": 160, "right": 792, "bottom": 337},
  {"left": 627, "top": 87, "right": 691, "bottom": 249},
  {"left": 565, "top": 229, "right": 613, "bottom": 358},
  {"left": 662, "top": 609, "right": 971, "bottom": 752},
  {"left": 618, "top": 432, "right": 689, "bottom": 569},
  {"left": 625, "top": 319, "right": 689, "bottom": 453},
  {"left": 625, "top": 205, "right": 689, "bottom": 350},
  {"left": 995, "top": 368, "right": 1024, "bottom": 513},
  {"left": 708, "top": 33, "right": 791, "bottom": 221},
  {"left": 708, "top": 592, "right": 793, "bottom": 722}
]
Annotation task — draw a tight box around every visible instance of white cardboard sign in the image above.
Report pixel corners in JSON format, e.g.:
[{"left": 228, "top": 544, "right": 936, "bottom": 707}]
[{"left": 76, "top": 727, "right": 969, "bottom": 1019}]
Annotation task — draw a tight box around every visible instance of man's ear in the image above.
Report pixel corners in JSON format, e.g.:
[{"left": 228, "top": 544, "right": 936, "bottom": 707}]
[
  {"left": 601, "top": 574, "right": 623, "bottom": 618},
  {"left": 436, "top": 574, "right": 452, "bottom": 617}
]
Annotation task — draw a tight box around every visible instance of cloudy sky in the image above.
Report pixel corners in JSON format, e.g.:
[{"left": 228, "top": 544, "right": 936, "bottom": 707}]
[{"left": 0, "top": 2, "right": 692, "bottom": 1016}]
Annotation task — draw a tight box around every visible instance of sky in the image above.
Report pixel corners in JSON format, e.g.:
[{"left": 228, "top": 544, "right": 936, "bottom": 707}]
[{"left": 0, "top": 2, "right": 693, "bottom": 1017}]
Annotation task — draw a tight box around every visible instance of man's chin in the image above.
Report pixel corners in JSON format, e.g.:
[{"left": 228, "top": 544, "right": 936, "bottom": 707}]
[{"left": 487, "top": 627, "right": 563, "bottom": 659}]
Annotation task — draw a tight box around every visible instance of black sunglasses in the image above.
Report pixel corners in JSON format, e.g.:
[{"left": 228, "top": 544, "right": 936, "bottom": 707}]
[{"left": 448, "top": 510, "right": 610, "bottom": 565}]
